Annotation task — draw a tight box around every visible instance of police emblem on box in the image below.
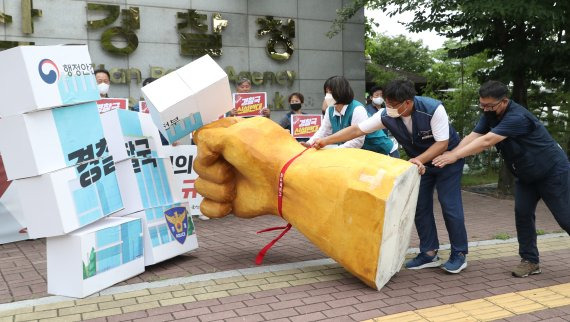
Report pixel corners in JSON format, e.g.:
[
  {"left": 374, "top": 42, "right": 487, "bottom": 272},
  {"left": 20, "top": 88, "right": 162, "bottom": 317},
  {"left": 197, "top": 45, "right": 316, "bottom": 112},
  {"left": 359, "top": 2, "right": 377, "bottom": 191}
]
[{"left": 164, "top": 207, "right": 188, "bottom": 244}]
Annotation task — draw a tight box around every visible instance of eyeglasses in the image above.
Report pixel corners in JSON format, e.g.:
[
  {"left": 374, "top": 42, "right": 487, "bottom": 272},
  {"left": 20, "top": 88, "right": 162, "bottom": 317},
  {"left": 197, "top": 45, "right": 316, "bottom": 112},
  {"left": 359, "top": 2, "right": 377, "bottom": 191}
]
[
  {"left": 386, "top": 101, "right": 405, "bottom": 110},
  {"left": 479, "top": 98, "right": 505, "bottom": 109}
]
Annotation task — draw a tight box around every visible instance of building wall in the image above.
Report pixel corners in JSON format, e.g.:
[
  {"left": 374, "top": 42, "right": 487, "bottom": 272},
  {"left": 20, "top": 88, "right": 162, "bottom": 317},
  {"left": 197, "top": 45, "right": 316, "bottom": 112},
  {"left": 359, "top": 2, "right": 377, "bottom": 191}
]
[{"left": 1, "top": 0, "right": 365, "bottom": 121}]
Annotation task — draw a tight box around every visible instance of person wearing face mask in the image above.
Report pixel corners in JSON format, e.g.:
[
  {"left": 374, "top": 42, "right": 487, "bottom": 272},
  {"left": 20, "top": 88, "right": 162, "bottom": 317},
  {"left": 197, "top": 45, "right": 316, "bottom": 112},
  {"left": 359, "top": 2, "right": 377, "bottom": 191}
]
[
  {"left": 303, "top": 76, "right": 393, "bottom": 155},
  {"left": 366, "top": 85, "right": 400, "bottom": 158},
  {"left": 312, "top": 79, "right": 468, "bottom": 274},
  {"left": 433, "top": 80, "right": 570, "bottom": 278},
  {"left": 95, "top": 69, "right": 111, "bottom": 98},
  {"left": 279, "top": 92, "right": 309, "bottom": 142}
]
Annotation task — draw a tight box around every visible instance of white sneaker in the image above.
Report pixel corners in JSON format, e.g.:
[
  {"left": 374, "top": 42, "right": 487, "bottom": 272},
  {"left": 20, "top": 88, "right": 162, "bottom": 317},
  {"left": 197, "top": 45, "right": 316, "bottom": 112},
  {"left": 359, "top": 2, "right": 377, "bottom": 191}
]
[{"left": 198, "top": 214, "right": 210, "bottom": 221}]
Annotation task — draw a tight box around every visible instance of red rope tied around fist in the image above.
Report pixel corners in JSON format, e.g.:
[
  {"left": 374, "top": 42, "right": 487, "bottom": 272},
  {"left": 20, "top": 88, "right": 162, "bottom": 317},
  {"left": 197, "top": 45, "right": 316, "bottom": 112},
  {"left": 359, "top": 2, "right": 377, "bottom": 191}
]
[{"left": 255, "top": 147, "right": 311, "bottom": 265}]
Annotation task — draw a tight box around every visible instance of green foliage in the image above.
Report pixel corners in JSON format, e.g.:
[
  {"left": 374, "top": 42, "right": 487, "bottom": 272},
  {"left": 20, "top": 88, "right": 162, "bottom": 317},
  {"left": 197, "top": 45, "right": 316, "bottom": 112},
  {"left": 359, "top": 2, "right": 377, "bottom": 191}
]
[
  {"left": 493, "top": 232, "right": 511, "bottom": 240},
  {"left": 366, "top": 35, "right": 433, "bottom": 74},
  {"left": 82, "top": 247, "right": 97, "bottom": 280},
  {"left": 461, "top": 170, "right": 498, "bottom": 187},
  {"left": 536, "top": 229, "right": 545, "bottom": 236}
]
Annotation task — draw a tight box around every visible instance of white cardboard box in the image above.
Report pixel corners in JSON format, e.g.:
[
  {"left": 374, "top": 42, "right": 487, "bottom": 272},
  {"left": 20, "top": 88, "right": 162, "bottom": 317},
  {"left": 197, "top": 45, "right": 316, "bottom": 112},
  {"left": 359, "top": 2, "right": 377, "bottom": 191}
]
[
  {"left": 47, "top": 216, "right": 145, "bottom": 298},
  {"left": 0, "top": 45, "right": 100, "bottom": 117},
  {"left": 17, "top": 161, "right": 124, "bottom": 239},
  {"left": 127, "top": 202, "right": 198, "bottom": 266},
  {"left": 0, "top": 102, "right": 109, "bottom": 180},
  {"left": 114, "top": 157, "right": 181, "bottom": 217},
  {"left": 100, "top": 108, "right": 166, "bottom": 163},
  {"left": 141, "top": 55, "right": 232, "bottom": 143},
  {"left": 165, "top": 145, "right": 204, "bottom": 216}
]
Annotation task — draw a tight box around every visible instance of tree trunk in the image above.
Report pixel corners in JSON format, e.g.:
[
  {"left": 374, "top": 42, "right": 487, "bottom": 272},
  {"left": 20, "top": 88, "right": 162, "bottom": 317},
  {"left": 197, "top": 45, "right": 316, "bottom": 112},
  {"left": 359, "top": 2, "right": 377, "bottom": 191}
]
[{"left": 496, "top": 72, "right": 527, "bottom": 195}]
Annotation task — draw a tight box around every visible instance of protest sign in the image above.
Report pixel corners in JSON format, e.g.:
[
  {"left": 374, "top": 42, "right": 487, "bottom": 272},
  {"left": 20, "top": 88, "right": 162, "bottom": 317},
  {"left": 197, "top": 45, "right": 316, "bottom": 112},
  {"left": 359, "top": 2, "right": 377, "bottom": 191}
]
[
  {"left": 232, "top": 92, "right": 267, "bottom": 117},
  {"left": 291, "top": 114, "right": 322, "bottom": 138},
  {"left": 97, "top": 98, "right": 129, "bottom": 114}
]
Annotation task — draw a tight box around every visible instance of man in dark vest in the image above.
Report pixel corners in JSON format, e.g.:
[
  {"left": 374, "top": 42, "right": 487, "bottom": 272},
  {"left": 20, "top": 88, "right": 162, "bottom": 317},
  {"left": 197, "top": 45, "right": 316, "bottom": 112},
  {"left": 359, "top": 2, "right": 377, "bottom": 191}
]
[
  {"left": 433, "top": 80, "right": 570, "bottom": 278},
  {"left": 314, "top": 79, "right": 469, "bottom": 274}
]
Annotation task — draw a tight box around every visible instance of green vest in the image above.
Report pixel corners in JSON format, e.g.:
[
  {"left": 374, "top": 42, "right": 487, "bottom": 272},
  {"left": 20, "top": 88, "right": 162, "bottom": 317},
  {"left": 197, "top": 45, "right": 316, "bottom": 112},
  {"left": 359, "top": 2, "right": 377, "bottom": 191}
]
[{"left": 328, "top": 100, "right": 393, "bottom": 155}]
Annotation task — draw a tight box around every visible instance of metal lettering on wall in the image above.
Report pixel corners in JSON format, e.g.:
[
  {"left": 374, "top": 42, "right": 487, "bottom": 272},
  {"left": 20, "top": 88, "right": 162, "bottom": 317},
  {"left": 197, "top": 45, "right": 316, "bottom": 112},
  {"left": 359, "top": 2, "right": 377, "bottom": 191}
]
[
  {"left": 0, "top": 0, "right": 37, "bottom": 49},
  {"left": 176, "top": 10, "right": 227, "bottom": 57},
  {"left": 256, "top": 16, "right": 295, "bottom": 61},
  {"left": 1, "top": 3, "right": 296, "bottom": 62},
  {"left": 87, "top": 3, "right": 140, "bottom": 56}
]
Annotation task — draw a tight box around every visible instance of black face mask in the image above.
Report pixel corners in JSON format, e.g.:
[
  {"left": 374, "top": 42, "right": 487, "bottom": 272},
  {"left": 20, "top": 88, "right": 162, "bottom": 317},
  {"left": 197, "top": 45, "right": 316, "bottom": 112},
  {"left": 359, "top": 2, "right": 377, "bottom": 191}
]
[
  {"left": 290, "top": 103, "right": 302, "bottom": 111},
  {"left": 483, "top": 110, "right": 497, "bottom": 119}
]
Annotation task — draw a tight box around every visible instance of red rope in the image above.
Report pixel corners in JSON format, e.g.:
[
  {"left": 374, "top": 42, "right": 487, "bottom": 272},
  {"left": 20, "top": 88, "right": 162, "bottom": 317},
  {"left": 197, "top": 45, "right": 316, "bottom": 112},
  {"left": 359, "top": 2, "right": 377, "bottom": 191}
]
[{"left": 255, "top": 147, "right": 311, "bottom": 265}]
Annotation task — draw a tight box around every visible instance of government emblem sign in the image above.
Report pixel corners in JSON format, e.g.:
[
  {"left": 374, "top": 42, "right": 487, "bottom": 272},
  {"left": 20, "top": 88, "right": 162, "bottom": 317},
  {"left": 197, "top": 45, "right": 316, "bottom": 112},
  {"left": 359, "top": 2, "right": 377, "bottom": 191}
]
[{"left": 164, "top": 207, "right": 188, "bottom": 244}]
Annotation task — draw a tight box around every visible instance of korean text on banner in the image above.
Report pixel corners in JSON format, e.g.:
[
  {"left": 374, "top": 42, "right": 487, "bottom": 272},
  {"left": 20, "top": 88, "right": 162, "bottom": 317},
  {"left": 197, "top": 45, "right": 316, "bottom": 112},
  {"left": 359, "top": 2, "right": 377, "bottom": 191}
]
[
  {"left": 165, "top": 145, "right": 204, "bottom": 216},
  {"left": 291, "top": 114, "right": 322, "bottom": 138},
  {"left": 97, "top": 98, "right": 129, "bottom": 114},
  {"left": 99, "top": 108, "right": 165, "bottom": 163},
  {"left": 232, "top": 92, "right": 267, "bottom": 117},
  {"left": 0, "top": 45, "right": 99, "bottom": 116},
  {"left": 141, "top": 55, "right": 232, "bottom": 144},
  {"left": 113, "top": 157, "right": 181, "bottom": 217},
  {"left": 0, "top": 102, "right": 112, "bottom": 180},
  {"left": 17, "top": 160, "right": 124, "bottom": 239}
]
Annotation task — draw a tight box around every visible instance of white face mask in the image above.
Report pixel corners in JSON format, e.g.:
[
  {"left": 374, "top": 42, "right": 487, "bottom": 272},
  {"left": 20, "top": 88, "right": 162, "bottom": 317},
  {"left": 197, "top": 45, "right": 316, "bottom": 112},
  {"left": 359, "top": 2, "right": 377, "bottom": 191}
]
[
  {"left": 324, "top": 93, "right": 336, "bottom": 107},
  {"left": 372, "top": 97, "right": 384, "bottom": 106},
  {"left": 386, "top": 101, "right": 407, "bottom": 118},
  {"left": 98, "top": 83, "right": 110, "bottom": 96}
]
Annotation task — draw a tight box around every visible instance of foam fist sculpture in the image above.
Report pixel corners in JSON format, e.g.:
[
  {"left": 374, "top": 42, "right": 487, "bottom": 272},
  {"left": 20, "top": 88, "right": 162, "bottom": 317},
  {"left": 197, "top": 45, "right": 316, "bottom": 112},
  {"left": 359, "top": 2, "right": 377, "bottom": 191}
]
[{"left": 193, "top": 117, "right": 420, "bottom": 289}]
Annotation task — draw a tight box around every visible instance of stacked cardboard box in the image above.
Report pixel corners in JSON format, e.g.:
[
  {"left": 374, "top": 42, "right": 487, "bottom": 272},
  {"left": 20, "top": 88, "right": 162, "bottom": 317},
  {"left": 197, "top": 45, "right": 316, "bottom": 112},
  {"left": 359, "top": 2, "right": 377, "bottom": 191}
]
[
  {"left": 0, "top": 45, "right": 143, "bottom": 298},
  {"left": 99, "top": 108, "right": 199, "bottom": 266}
]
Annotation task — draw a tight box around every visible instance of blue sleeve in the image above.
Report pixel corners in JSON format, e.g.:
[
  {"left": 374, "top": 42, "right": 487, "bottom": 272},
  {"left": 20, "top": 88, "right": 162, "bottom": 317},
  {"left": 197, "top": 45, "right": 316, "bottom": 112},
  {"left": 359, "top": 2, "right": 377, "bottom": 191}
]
[
  {"left": 490, "top": 113, "right": 534, "bottom": 137},
  {"left": 473, "top": 116, "right": 490, "bottom": 134}
]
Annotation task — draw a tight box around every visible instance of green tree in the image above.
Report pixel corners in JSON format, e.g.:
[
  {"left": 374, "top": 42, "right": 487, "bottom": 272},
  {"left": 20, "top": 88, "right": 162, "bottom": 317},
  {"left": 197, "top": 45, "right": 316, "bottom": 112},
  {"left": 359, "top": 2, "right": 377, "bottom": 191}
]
[
  {"left": 367, "top": 35, "right": 433, "bottom": 74},
  {"left": 332, "top": 0, "right": 570, "bottom": 195},
  {"left": 365, "top": 34, "right": 432, "bottom": 89}
]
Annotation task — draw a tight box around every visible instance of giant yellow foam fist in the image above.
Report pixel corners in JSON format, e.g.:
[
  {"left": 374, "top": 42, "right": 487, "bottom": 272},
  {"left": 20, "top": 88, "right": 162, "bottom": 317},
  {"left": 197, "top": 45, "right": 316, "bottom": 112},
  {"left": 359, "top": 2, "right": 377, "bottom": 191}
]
[{"left": 193, "top": 117, "right": 420, "bottom": 289}]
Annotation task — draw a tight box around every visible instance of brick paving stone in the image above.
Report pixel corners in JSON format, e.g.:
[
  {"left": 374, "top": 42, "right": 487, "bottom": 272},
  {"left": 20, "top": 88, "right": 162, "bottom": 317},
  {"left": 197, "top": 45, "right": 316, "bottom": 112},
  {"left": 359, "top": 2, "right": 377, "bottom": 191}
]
[
  {"left": 172, "top": 307, "right": 211, "bottom": 319},
  {"left": 289, "top": 311, "right": 327, "bottom": 322},
  {"left": 132, "top": 312, "right": 172, "bottom": 322},
  {"left": 197, "top": 309, "right": 238, "bottom": 321},
  {"left": 225, "top": 313, "right": 264, "bottom": 322},
  {"left": 301, "top": 293, "right": 336, "bottom": 305},
  {"left": 146, "top": 304, "right": 186, "bottom": 316},
  {"left": 107, "top": 310, "right": 148, "bottom": 322},
  {"left": 243, "top": 296, "right": 279, "bottom": 307},
  {"left": 260, "top": 308, "right": 298, "bottom": 320},
  {"left": 322, "top": 306, "right": 359, "bottom": 318},
  {"left": 381, "top": 303, "right": 416, "bottom": 315},
  {"left": 235, "top": 304, "right": 273, "bottom": 316},
  {"left": 209, "top": 301, "right": 246, "bottom": 313},
  {"left": 349, "top": 309, "right": 384, "bottom": 321}
]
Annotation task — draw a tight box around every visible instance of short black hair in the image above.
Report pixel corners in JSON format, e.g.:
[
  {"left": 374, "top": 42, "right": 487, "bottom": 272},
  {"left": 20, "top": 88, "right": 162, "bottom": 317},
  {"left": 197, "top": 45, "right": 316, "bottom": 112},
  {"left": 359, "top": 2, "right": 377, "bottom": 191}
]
[
  {"left": 94, "top": 69, "right": 110, "bottom": 79},
  {"left": 479, "top": 80, "right": 508, "bottom": 100},
  {"left": 383, "top": 79, "right": 416, "bottom": 102},
  {"left": 324, "top": 76, "right": 354, "bottom": 105},
  {"left": 142, "top": 77, "right": 157, "bottom": 87},
  {"left": 288, "top": 92, "right": 304, "bottom": 103},
  {"left": 370, "top": 85, "right": 383, "bottom": 95}
]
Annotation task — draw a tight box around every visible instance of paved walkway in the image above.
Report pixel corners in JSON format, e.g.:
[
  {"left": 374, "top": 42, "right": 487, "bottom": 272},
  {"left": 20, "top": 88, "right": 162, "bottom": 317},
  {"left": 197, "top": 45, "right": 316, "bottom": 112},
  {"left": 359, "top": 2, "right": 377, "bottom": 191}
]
[{"left": 0, "top": 190, "right": 568, "bottom": 321}]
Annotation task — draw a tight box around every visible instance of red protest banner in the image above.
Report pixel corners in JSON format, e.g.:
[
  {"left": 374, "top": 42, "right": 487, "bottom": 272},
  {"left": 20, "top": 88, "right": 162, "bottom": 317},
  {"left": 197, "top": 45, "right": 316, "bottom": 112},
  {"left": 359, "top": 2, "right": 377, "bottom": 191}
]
[
  {"left": 138, "top": 101, "right": 149, "bottom": 114},
  {"left": 291, "top": 114, "right": 322, "bottom": 138},
  {"left": 97, "top": 98, "right": 129, "bottom": 114},
  {"left": 232, "top": 92, "right": 266, "bottom": 117}
]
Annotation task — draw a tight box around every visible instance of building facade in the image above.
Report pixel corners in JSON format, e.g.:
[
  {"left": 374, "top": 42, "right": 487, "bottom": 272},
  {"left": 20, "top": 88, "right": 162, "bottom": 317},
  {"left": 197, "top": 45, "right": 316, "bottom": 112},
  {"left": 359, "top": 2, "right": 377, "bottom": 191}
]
[{"left": 0, "top": 0, "right": 365, "bottom": 119}]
